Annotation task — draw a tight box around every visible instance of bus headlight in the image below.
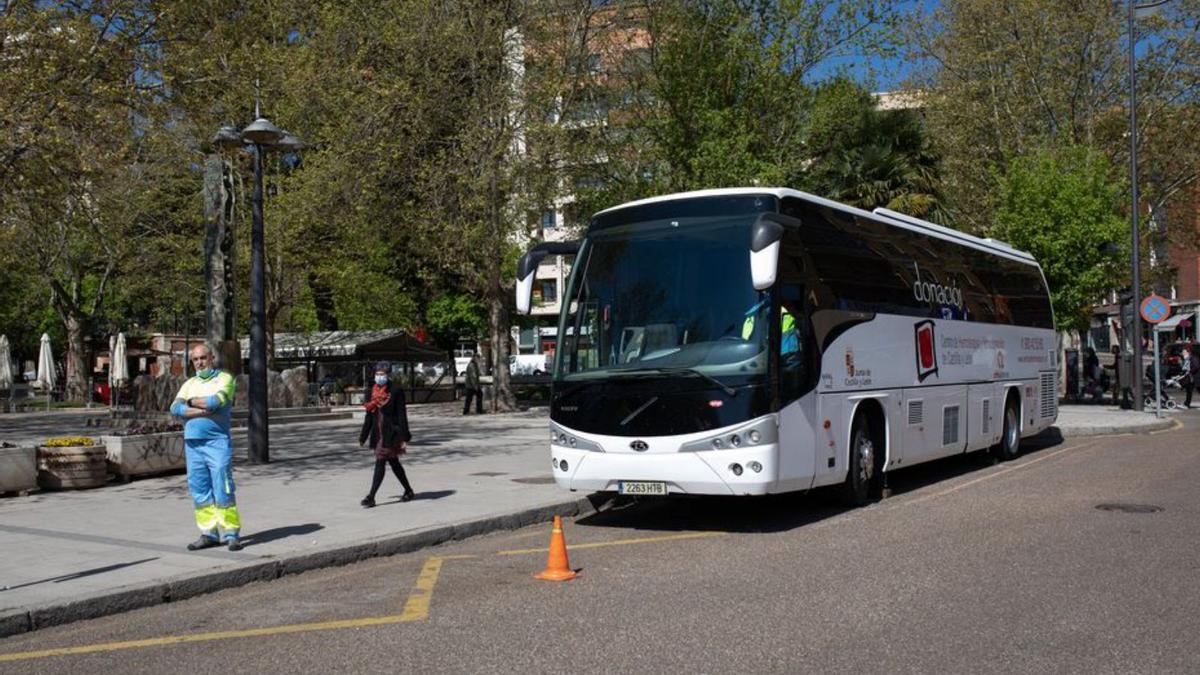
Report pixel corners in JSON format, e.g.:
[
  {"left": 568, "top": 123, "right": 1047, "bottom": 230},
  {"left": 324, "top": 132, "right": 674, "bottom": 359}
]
[
  {"left": 679, "top": 416, "right": 778, "bottom": 452},
  {"left": 549, "top": 423, "right": 603, "bottom": 451}
]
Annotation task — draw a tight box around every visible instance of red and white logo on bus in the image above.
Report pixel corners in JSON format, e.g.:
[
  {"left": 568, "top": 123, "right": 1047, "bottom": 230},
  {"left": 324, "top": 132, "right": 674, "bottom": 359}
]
[{"left": 914, "top": 320, "right": 938, "bottom": 382}]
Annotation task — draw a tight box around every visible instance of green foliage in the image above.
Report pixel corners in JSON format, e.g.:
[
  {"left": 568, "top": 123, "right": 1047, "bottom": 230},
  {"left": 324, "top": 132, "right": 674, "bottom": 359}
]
[
  {"left": 800, "top": 78, "right": 942, "bottom": 218},
  {"left": 425, "top": 295, "right": 487, "bottom": 350},
  {"left": 993, "top": 147, "right": 1127, "bottom": 333},
  {"left": 911, "top": 0, "right": 1200, "bottom": 234}
]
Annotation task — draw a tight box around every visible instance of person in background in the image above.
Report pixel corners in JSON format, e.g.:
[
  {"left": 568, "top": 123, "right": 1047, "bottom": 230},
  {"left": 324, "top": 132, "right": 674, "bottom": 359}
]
[
  {"left": 1183, "top": 345, "right": 1199, "bottom": 409},
  {"left": 463, "top": 353, "right": 483, "bottom": 415},
  {"left": 171, "top": 343, "right": 242, "bottom": 551},
  {"left": 359, "top": 362, "right": 415, "bottom": 507}
]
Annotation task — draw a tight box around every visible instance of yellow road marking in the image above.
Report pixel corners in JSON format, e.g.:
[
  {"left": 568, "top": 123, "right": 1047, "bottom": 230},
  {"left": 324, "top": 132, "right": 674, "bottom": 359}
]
[
  {"left": 0, "top": 554, "right": 476, "bottom": 664},
  {"left": 0, "top": 615, "right": 410, "bottom": 663},
  {"left": 1149, "top": 418, "right": 1184, "bottom": 434},
  {"left": 399, "top": 554, "right": 474, "bottom": 621},
  {"left": 497, "top": 530, "right": 725, "bottom": 555},
  {"left": 898, "top": 439, "right": 1103, "bottom": 508}
]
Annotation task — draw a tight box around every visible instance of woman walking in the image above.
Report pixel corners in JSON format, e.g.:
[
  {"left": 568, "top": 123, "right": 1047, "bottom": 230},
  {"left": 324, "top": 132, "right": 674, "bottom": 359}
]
[{"left": 359, "top": 362, "right": 415, "bottom": 507}]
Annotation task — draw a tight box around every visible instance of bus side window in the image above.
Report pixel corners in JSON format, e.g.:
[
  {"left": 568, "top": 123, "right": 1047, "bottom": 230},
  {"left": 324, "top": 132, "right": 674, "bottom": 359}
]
[{"left": 780, "top": 283, "right": 807, "bottom": 403}]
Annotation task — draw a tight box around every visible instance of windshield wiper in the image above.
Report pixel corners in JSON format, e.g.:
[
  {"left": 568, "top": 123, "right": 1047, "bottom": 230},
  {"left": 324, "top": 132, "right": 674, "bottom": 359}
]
[{"left": 611, "top": 367, "right": 737, "bottom": 397}]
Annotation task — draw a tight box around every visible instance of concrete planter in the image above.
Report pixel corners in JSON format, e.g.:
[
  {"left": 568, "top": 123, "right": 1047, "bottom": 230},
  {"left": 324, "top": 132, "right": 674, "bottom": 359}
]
[
  {"left": 100, "top": 431, "right": 185, "bottom": 481},
  {"left": 0, "top": 444, "right": 37, "bottom": 494},
  {"left": 37, "top": 444, "right": 107, "bottom": 490}
]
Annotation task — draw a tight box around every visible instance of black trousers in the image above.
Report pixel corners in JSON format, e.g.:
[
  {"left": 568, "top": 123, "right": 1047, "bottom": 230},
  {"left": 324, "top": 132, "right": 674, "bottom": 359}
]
[
  {"left": 1185, "top": 379, "right": 1195, "bottom": 408},
  {"left": 463, "top": 388, "right": 483, "bottom": 414},
  {"left": 367, "top": 457, "right": 412, "bottom": 498}
]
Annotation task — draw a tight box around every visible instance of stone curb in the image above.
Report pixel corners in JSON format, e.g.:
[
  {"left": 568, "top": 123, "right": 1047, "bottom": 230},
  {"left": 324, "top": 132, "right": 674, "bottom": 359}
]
[
  {"left": 1054, "top": 419, "right": 1175, "bottom": 437},
  {"left": 0, "top": 495, "right": 601, "bottom": 639}
]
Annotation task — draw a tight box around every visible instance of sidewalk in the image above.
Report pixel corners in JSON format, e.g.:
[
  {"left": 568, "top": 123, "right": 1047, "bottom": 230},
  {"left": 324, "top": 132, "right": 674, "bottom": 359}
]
[
  {"left": 0, "top": 402, "right": 1181, "bottom": 638},
  {"left": 1054, "top": 403, "right": 1178, "bottom": 436},
  {"left": 0, "top": 405, "right": 592, "bottom": 638}
]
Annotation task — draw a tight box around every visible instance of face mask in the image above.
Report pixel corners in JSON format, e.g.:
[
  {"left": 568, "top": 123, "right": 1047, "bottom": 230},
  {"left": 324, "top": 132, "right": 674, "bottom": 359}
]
[
  {"left": 197, "top": 368, "right": 215, "bottom": 378},
  {"left": 375, "top": 375, "right": 389, "bottom": 385}
]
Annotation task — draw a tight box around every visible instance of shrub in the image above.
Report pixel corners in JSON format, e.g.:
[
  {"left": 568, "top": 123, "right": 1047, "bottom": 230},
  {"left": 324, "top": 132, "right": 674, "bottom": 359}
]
[
  {"left": 43, "top": 436, "right": 97, "bottom": 447},
  {"left": 113, "top": 421, "right": 184, "bottom": 437}
]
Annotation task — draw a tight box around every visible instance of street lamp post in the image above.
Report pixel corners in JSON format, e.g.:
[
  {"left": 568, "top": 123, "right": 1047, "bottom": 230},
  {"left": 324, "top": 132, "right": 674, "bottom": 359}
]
[
  {"left": 1129, "top": 0, "right": 1171, "bottom": 412},
  {"left": 211, "top": 106, "right": 301, "bottom": 465}
]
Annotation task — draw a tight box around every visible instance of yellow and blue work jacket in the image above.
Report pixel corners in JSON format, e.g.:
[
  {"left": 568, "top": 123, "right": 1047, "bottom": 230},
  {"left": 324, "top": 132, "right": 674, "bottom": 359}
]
[{"left": 170, "top": 370, "right": 236, "bottom": 440}]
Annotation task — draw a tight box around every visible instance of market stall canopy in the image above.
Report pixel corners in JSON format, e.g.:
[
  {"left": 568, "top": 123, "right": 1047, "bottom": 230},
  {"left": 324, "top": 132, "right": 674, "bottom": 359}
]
[
  {"left": 240, "top": 330, "right": 446, "bottom": 363},
  {"left": 1152, "top": 312, "right": 1193, "bottom": 332}
]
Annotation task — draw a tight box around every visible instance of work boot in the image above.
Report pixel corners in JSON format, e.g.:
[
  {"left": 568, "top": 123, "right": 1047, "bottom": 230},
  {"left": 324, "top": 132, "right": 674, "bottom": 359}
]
[
  {"left": 226, "top": 537, "right": 243, "bottom": 552},
  {"left": 187, "top": 536, "right": 219, "bottom": 551},
  {"left": 360, "top": 496, "right": 376, "bottom": 508}
]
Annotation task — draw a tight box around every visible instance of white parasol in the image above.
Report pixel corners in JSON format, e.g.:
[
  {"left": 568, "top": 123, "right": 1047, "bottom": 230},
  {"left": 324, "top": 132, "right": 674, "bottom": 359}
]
[
  {"left": 0, "top": 335, "right": 13, "bottom": 413},
  {"left": 0, "top": 335, "right": 12, "bottom": 391},
  {"left": 111, "top": 332, "right": 129, "bottom": 408},
  {"left": 35, "top": 333, "right": 56, "bottom": 411}
]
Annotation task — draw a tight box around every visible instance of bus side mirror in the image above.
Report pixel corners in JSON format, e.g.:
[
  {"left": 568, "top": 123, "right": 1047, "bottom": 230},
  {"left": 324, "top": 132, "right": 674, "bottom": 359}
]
[
  {"left": 515, "top": 240, "right": 581, "bottom": 315},
  {"left": 516, "top": 250, "right": 547, "bottom": 315},
  {"left": 751, "top": 218, "right": 785, "bottom": 290}
]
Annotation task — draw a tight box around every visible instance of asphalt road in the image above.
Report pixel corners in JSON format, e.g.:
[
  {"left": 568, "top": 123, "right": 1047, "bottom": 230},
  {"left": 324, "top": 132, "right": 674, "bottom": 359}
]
[{"left": 1, "top": 418, "right": 1197, "bottom": 673}]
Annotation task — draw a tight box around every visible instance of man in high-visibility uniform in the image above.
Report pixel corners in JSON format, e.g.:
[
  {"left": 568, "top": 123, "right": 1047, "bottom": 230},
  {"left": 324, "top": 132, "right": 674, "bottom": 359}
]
[
  {"left": 171, "top": 344, "right": 242, "bottom": 551},
  {"left": 741, "top": 300, "right": 798, "bottom": 355}
]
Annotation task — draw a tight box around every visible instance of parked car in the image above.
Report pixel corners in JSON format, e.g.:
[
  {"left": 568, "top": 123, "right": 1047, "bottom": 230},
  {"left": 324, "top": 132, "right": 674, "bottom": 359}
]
[{"left": 509, "top": 353, "right": 549, "bottom": 376}]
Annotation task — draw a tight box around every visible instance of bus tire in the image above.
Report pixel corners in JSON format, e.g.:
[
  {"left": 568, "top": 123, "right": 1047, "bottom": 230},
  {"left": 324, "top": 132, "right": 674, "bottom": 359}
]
[
  {"left": 841, "top": 412, "right": 877, "bottom": 507},
  {"left": 993, "top": 395, "right": 1020, "bottom": 462}
]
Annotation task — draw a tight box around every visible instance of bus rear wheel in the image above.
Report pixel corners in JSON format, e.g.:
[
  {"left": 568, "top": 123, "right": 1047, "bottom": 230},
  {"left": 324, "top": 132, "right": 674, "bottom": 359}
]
[
  {"left": 993, "top": 397, "right": 1020, "bottom": 462},
  {"left": 841, "top": 413, "right": 876, "bottom": 507}
]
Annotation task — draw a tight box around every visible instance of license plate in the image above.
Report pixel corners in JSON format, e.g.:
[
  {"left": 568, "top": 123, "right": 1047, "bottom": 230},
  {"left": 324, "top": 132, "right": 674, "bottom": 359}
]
[{"left": 618, "top": 481, "right": 667, "bottom": 496}]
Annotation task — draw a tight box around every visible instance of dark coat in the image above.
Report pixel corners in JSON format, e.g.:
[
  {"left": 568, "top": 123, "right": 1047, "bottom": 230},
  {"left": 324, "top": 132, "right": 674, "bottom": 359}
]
[
  {"left": 359, "top": 383, "right": 412, "bottom": 451},
  {"left": 465, "top": 359, "right": 481, "bottom": 390}
]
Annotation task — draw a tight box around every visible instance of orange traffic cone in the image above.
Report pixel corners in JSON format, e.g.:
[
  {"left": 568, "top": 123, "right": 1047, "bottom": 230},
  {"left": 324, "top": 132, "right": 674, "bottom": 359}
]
[{"left": 534, "top": 515, "right": 579, "bottom": 581}]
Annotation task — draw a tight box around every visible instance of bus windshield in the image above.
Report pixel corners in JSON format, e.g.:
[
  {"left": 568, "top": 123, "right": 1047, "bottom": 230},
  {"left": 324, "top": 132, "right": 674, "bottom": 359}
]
[{"left": 555, "top": 215, "right": 769, "bottom": 385}]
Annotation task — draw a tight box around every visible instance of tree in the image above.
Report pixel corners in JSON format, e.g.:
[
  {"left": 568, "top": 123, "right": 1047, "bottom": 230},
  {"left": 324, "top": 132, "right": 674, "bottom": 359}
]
[
  {"left": 571, "top": 0, "right": 904, "bottom": 216},
  {"left": 0, "top": 1, "right": 165, "bottom": 400},
  {"left": 908, "top": 0, "right": 1200, "bottom": 237},
  {"left": 425, "top": 294, "right": 487, "bottom": 368},
  {"left": 993, "top": 147, "right": 1127, "bottom": 334},
  {"left": 801, "top": 77, "right": 943, "bottom": 218}
]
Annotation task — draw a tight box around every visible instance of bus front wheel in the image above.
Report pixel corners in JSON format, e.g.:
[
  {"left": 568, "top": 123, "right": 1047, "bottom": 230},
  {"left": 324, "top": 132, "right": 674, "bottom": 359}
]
[
  {"left": 841, "top": 413, "right": 877, "bottom": 507},
  {"left": 993, "top": 397, "right": 1021, "bottom": 462}
]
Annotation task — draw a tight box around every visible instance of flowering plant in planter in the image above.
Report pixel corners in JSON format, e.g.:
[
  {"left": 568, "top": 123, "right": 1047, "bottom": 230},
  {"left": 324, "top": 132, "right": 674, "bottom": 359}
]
[{"left": 43, "top": 436, "right": 97, "bottom": 447}]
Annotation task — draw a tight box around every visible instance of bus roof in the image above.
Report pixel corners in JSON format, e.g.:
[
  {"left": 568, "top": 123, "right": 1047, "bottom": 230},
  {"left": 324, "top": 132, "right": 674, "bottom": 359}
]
[{"left": 594, "top": 187, "right": 1038, "bottom": 266}]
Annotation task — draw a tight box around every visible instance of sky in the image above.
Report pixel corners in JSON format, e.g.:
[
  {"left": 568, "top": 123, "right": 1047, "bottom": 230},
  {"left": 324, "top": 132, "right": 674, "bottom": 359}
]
[{"left": 808, "top": 0, "right": 941, "bottom": 92}]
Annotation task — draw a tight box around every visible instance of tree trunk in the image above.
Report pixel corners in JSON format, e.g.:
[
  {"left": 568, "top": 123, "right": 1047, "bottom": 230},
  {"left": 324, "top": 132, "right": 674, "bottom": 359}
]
[
  {"left": 64, "top": 313, "right": 88, "bottom": 403},
  {"left": 489, "top": 288, "right": 516, "bottom": 412},
  {"left": 308, "top": 272, "right": 339, "bottom": 331}
]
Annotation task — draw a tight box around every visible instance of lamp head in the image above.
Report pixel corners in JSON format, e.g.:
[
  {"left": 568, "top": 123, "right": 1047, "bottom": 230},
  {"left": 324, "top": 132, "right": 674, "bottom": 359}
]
[{"left": 242, "top": 117, "right": 285, "bottom": 146}]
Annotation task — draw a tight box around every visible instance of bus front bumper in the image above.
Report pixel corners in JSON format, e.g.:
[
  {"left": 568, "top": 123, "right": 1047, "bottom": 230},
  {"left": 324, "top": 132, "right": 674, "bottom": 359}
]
[{"left": 549, "top": 444, "right": 778, "bottom": 496}]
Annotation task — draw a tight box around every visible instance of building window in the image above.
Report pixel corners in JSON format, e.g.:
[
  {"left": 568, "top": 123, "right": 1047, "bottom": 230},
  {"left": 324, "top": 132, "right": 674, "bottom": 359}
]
[
  {"left": 539, "top": 280, "right": 557, "bottom": 304},
  {"left": 540, "top": 209, "right": 556, "bottom": 230}
]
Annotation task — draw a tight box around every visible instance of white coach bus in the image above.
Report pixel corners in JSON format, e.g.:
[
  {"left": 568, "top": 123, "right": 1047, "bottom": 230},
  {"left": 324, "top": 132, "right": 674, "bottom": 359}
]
[{"left": 515, "top": 188, "right": 1057, "bottom": 505}]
